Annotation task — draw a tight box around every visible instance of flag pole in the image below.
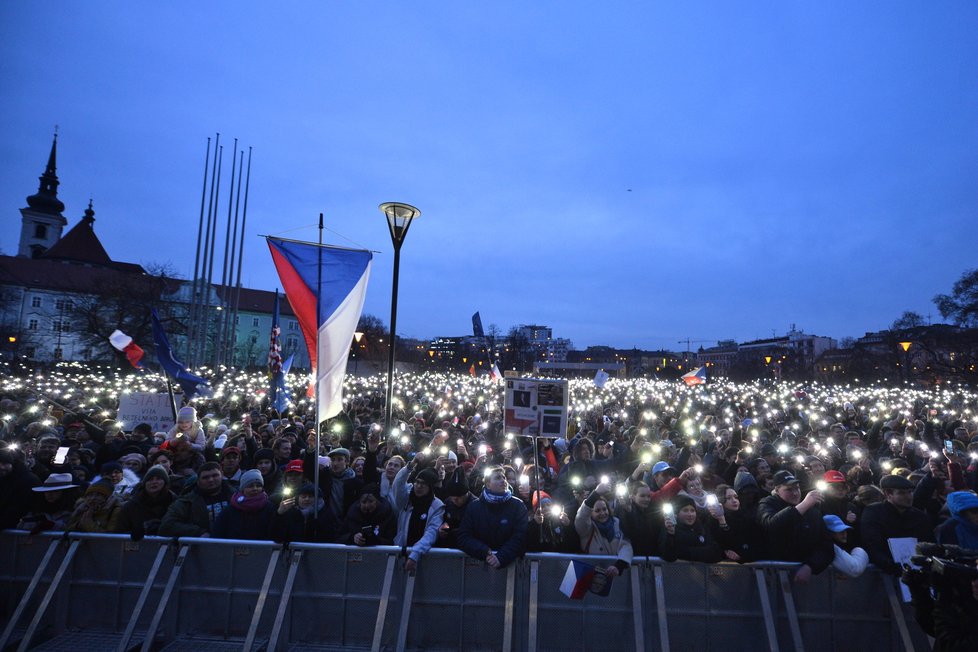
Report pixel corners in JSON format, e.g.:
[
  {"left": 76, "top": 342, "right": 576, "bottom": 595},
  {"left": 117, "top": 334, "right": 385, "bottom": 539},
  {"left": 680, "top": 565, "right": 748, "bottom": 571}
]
[
  {"left": 187, "top": 136, "right": 211, "bottom": 362},
  {"left": 313, "top": 212, "right": 323, "bottom": 517},
  {"left": 163, "top": 372, "right": 179, "bottom": 422}
]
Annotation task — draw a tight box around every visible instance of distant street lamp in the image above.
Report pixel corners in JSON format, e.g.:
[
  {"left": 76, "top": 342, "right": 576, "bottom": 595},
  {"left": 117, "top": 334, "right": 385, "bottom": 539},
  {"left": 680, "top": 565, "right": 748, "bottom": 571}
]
[
  {"left": 352, "top": 331, "right": 364, "bottom": 376},
  {"left": 379, "top": 202, "right": 421, "bottom": 433}
]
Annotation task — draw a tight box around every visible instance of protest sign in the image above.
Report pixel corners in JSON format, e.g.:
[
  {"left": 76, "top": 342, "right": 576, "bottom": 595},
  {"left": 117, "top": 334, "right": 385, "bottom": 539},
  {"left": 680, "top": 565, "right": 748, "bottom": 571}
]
[
  {"left": 504, "top": 377, "right": 568, "bottom": 438},
  {"left": 117, "top": 392, "right": 176, "bottom": 432}
]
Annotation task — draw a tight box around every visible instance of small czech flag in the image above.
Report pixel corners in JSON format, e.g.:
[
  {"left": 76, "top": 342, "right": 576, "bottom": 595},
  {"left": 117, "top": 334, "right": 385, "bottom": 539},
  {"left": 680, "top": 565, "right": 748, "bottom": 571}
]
[
  {"left": 559, "top": 560, "right": 597, "bottom": 599},
  {"left": 108, "top": 330, "right": 144, "bottom": 368}
]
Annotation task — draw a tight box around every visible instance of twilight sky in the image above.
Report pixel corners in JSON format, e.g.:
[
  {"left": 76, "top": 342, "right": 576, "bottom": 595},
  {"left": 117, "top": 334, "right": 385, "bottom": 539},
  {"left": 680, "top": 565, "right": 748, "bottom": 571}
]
[{"left": 1, "top": 2, "right": 976, "bottom": 351}]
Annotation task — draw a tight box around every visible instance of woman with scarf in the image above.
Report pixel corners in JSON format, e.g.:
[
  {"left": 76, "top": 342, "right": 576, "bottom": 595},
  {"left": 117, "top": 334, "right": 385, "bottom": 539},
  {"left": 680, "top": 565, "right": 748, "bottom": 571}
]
[
  {"left": 574, "top": 481, "right": 633, "bottom": 577},
  {"left": 115, "top": 465, "right": 176, "bottom": 539},
  {"left": 272, "top": 483, "right": 337, "bottom": 543},
  {"left": 458, "top": 466, "right": 528, "bottom": 569},
  {"left": 935, "top": 490, "right": 978, "bottom": 548},
  {"left": 392, "top": 463, "right": 445, "bottom": 573},
  {"left": 213, "top": 469, "right": 274, "bottom": 540}
]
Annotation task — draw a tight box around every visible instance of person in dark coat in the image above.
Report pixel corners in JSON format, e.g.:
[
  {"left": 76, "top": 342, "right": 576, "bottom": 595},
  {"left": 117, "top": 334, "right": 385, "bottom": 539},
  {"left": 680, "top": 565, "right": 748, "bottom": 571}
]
[
  {"left": 0, "top": 447, "right": 40, "bottom": 529},
  {"left": 338, "top": 483, "right": 396, "bottom": 546},
  {"left": 934, "top": 491, "right": 978, "bottom": 548},
  {"left": 437, "top": 467, "right": 477, "bottom": 549},
  {"left": 618, "top": 481, "right": 662, "bottom": 557},
  {"left": 712, "top": 484, "right": 764, "bottom": 562},
  {"left": 659, "top": 494, "right": 722, "bottom": 563},
  {"left": 271, "top": 483, "right": 337, "bottom": 543},
  {"left": 756, "top": 470, "right": 833, "bottom": 583},
  {"left": 860, "top": 474, "right": 933, "bottom": 575},
  {"left": 158, "top": 462, "right": 234, "bottom": 537},
  {"left": 115, "top": 465, "right": 176, "bottom": 539},
  {"left": 304, "top": 447, "right": 364, "bottom": 522},
  {"left": 213, "top": 469, "right": 274, "bottom": 540},
  {"left": 457, "top": 466, "right": 528, "bottom": 569}
]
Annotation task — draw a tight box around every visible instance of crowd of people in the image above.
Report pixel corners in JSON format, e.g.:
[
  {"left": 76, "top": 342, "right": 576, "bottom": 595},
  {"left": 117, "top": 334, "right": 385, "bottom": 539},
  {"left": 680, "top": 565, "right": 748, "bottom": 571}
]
[{"left": 1, "top": 363, "right": 977, "bottom": 642}]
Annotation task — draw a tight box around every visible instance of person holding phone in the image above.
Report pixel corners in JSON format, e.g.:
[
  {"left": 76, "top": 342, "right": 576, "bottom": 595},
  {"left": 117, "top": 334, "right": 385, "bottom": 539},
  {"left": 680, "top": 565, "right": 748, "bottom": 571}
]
[
  {"left": 272, "top": 483, "right": 337, "bottom": 543},
  {"left": 339, "top": 483, "right": 395, "bottom": 546},
  {"left": 392, "top": 460, "right": 445, "bottom": 573}
]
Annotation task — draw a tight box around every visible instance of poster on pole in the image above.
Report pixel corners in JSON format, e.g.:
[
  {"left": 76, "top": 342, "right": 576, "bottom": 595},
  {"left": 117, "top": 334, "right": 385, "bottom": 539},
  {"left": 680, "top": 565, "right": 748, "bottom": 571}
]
[
  {"left": 504, "top": 377, "right": 568, "bottom": 438},
  {"left": 117, "top": 392, "right": 176, "bottom": 433}
]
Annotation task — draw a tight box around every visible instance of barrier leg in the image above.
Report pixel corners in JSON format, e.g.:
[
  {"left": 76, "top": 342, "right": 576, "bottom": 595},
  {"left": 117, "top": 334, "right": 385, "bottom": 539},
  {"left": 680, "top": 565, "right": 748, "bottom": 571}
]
[
  {"left": 16, "top": 539, "right": 80, "bottom": 652},
  {"left": 242, "top": 547, "right": 281, "bottom": 652},
  {"left": 140, "top": 544, "right": 189, "bottom": 652},
  {"left": 503, "top": 564, "right": 516, "bottom": 652},
  {"left": 882, "top": 574, "right": 915, "bottom": 652},
  {"left": 776, "top": 570, "right": 804, "bottom": 652},
  {"left": 653, "top": 564, "right": 669, "bottom": 652},
  {"left": 370, "top": 553, "right": 397, "bottom": 652},
  {"left": 394, "top": 569, "right": 416, "bottom": 652},
  {"left": 117, "top": 543, "right": 170, "bottom": 652},
  {"left": 267, "top": 549, "right": 302, "bottom": 652},
  {"left": 630, "top": 565, "right": 645, "bottom": 652},
  {"left": 527, "top": 560, "right": 539, "bottom": 652},
  {"left": 0, "top": 538, "right": 60, "bottom": 650},
  {"left": 754, "top": 568, "right": 779, "bottom": 652}
]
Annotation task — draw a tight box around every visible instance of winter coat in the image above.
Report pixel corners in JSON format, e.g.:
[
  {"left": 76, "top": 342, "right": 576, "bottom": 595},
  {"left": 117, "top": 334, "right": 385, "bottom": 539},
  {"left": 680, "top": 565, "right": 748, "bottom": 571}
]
[
  {"left": 756, "top": 494, "right": 833, "bottom": 574},
  {"left": 859, "top": 501, "right": 932, "bottom": 574},
  {"left": 212, "top": 493, "right": 275, "bottom": 540},
  {"left": 158, "top": 481, "right": 234, "bottom": 537},
  {"left": 67, "top": 494, "right": 123, "bottom": 533},
  {"left": 165, "top": 421, "right": 208, "bottom": 451},
  {"left": 575, "top": 501, "right": 634, "bottom": 569},
  {"left": 457, "top": 492, "right": 528, "bottom": 568},
  {"left": 0, "top": 462, "right": 39, "bottom": 529},
  {"left": 115, "top": 486, "right": 177, "bottom": 539},
  {"left": 659, "top": 517, "right": 722, "bottom": 563},
  {"left": 339, "top": 498, "right": 396, "bottom": 545},
  {"left": 271, "top": 503, "right": 337, "bottom": 543},
  {"left": 617, "top": 503, "right": 661, "bottom": 557},
  {"left": 711, "top": 508, "right": 765, "bottom": 562},
  {"left": 391, "top": 465, "right": 445, "bottom": 562}
]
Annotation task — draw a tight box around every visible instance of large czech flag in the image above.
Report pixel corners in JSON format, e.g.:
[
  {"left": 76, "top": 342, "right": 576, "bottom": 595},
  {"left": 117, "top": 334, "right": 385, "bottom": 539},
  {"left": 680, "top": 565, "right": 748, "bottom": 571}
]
[
  {"left": 681, "top": 366, "right": 708, "bottom": 387},
  {"left": 266, "top": 237, "right": 373, "bottom": 420}
]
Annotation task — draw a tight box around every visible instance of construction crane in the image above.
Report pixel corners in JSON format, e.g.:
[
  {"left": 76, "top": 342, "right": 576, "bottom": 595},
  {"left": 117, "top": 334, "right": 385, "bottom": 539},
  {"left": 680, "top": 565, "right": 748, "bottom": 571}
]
[{"left": 677, "top": 338, "right": 713, "bottom": 367}]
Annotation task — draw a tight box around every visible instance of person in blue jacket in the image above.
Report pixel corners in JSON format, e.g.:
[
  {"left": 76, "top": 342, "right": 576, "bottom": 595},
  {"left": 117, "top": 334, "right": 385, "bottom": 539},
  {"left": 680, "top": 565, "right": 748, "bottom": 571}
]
[{"left": 457, "top": 466, "right": 527, "bottom": 569}]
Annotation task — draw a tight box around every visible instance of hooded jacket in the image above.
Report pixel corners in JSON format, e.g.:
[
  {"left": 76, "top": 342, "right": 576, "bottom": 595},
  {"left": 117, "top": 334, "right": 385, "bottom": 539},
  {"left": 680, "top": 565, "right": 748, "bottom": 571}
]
[
  {"left": 391, "top": 465, "right": 445, "bottom": 562},
  {"left": 935, "top": 491, "right": 978, "bottom": 549}
]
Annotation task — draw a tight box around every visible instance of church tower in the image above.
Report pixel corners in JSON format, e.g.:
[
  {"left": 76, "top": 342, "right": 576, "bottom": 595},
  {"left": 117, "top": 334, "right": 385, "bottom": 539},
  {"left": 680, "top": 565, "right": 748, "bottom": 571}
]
[{"left": 18, "top": 133, "right": 67, "bottom": 258}]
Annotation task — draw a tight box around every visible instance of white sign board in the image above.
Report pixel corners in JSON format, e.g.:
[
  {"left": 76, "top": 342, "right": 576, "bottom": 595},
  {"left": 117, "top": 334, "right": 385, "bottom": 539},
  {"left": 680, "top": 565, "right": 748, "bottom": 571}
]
[
  {"left": 117, "top": 392, "right": 176, "bottom": 433},
  {"left": 504, "top": 377, "right": 568, "bottom": 438}
]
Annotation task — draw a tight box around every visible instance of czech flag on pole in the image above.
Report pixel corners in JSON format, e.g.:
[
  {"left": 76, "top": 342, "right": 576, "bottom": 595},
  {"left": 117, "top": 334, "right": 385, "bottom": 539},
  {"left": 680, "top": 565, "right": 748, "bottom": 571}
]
[
  {"left": 108, "top": 330, "right": 144, "bottom": 368},
  {"left": 681, "top": 366, "right": 708, "bottom": 387},
  {"left": 266, "top": 237, "right": 372, "bottom": 420}
]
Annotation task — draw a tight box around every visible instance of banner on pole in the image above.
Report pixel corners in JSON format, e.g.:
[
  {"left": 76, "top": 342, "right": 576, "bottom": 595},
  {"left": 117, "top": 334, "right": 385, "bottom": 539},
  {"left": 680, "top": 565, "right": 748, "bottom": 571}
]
[{"left": 117, "top": 392, "right": 177, "bottom": 432}]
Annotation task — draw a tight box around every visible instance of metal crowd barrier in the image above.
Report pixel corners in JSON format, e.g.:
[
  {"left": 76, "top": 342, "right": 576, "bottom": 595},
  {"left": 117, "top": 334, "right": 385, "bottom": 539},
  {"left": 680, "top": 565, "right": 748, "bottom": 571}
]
[{"left": 0, "top": 530, "right": 931, "bottom": 652}]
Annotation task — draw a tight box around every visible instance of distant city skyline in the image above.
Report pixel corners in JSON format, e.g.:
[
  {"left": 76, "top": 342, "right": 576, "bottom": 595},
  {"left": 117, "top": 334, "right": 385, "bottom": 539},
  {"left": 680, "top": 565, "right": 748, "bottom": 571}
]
[{"left": 2, "top": 3, "right": 976, "bottom": 350}]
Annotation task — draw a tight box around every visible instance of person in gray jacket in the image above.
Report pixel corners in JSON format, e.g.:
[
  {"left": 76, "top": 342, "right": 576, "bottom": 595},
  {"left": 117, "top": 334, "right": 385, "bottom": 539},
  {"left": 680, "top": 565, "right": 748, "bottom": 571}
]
[{"left": 392, "top": 461, "right": 445, "bottom": 573}]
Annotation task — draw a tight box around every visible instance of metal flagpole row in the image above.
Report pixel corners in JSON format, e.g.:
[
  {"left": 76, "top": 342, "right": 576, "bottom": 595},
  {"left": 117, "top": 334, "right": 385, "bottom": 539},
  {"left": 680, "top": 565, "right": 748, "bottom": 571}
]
[
  {"left": 229, "top": 146, "right": 253, "bottom": 368},
  {"left": 213, "top": 138, "right": 238, "bottom": 368},
  {"left": 186, "top": 136, "right": 211, "bottom": 364}
]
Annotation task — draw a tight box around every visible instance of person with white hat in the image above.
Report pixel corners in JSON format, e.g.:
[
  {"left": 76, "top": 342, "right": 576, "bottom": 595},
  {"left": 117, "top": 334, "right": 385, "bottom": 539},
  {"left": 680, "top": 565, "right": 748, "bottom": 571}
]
[{"left": 16, "top": 473, "right": 81, "bottom": 533}]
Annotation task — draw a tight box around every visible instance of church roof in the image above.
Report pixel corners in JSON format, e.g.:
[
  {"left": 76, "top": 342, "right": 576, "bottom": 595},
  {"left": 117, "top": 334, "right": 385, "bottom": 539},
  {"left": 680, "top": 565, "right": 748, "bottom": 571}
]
[
  {"left": 0, "top": 255, "right": 175, "bottom": 296},
  {"left": 40, "top": 201, "right": 145, "bottom": 273}
]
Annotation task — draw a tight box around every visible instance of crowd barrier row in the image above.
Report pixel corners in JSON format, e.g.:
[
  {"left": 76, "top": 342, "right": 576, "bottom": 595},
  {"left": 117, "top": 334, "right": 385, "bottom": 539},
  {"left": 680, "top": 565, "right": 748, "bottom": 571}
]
[{"left": 0, "top": 530, "right": 931, "bottom": 652}]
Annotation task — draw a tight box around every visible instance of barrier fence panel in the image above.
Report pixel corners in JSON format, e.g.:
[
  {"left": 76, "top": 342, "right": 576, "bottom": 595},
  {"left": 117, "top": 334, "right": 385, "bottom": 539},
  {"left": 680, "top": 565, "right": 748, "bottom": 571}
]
[
  {"left": 406, "top": 548, "right": 516, "bottom": 652},
  {"left": 285, "top": 544, "right": 394, "bottom": 649},
  {"left": 526, "top": 552, "right": 639, "bottom": 652},
  {"left": 59, "top": 534, "right": 172, "bottom": 635},
  {"left": 0, "top": 532, "right": 64, "bottom": 644},
  {"left": 166, "top": 538, "right": 285, "bottom": 643}
]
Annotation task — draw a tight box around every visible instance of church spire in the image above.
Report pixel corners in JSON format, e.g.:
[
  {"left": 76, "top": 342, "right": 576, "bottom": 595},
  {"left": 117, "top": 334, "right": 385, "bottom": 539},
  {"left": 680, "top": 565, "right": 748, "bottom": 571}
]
[{"left": 25, "top": 130, "right": 65, "bottom": 216}]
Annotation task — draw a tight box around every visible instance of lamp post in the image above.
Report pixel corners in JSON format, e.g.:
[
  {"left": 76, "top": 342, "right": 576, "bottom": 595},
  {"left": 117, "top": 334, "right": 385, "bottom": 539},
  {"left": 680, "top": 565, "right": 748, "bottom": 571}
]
[
  {"left": 379, "top": 202, "right": 421, "bottom": 433},
  {"left": 352, "top": 331, "right": 364, "bottom": 376},
  {"left": 899, "top": 340, "right": 912, "bottom": 383}
]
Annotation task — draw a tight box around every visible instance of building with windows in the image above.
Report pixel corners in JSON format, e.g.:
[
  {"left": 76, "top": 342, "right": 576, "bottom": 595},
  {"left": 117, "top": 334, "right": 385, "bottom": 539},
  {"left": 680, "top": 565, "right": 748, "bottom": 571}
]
[{"left": 0, "top": 136, "right": 311, "bottom": 369}]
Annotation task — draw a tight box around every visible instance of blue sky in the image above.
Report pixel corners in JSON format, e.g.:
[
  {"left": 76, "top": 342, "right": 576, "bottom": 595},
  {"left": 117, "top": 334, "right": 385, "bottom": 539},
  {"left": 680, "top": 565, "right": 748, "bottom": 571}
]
[{"left": 1, "top": 2, "right": 976, "bottom": 351}]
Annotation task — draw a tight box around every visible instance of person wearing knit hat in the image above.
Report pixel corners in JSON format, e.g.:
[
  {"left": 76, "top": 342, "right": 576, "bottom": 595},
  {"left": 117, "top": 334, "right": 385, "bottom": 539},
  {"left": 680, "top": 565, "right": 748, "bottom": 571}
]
[
  {"left": 271, "top": 482, "right": 336, "bottom": 544},
  {"left": 164, "top": 406, "right": 206, "bottom": 452},
  {"left": 253, "top": 449, "right": 282, "bottom": 497},
  {"left": 391, "top": 461, "right": 445, "bottom": 573},
  {"left": 116, "top": 464, "right": 176, "bottom": 539},
  {"left": 120, "top": 453, "right": 147, "bottom": 474},
  {"left": 68, "top": 481, "right": 121, "bottom": 533},
  {"left": 213, "top": 467, "right": 274, "bottom": 541},
  {"left": 659, "top": 491, "right": 722, "bottom": 563}
]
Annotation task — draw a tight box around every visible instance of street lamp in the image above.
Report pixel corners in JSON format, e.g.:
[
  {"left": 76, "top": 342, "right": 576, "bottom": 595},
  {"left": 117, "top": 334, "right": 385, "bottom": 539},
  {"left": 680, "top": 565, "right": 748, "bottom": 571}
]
[
  {"left": 352, "top": 331, "right": 364, "bottom": 376},
  {"left": 379, "top": 202, "right": 421, "bottom": 432}
]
